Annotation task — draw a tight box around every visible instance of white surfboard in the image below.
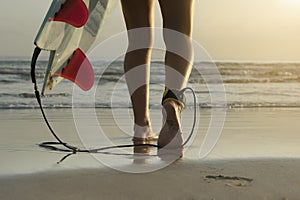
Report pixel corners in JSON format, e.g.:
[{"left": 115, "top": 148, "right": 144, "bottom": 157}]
[{"left": 34, "top": 0, "right": 116, "bottom": 95}]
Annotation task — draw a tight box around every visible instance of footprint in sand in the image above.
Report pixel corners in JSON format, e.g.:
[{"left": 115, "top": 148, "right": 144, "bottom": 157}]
[{"left": 204, "top": 175, "right": 253, "bottom": 187}]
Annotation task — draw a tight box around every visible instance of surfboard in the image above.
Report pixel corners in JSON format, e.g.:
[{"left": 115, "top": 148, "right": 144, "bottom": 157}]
[{"left": 33, "top": 0, "right": 116, "bottom": 95}]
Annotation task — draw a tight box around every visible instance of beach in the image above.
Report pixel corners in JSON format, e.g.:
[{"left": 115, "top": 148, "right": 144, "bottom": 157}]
[
  {"left": 1, "top": 108, "right": 300, "bottom": 199},
  {"left": 2, "top": 0, "right": 300, "bottom": 198}
]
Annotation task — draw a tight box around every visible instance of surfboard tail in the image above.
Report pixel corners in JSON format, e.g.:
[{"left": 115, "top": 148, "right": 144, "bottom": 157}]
[
  {"left": 49, "top": 0, "right": 89, "bottom": 28},
  {"left": 32, "top": 0, "right": 117, "bottom": 95}
]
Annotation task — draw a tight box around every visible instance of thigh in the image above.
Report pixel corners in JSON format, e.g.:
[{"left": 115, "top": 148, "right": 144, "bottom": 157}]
[
  {"left": 121, "top": 0, "right": 155, "bottom": 30},
  {"left": 158, "top": 0, "right": 194, "bottom": 36}
]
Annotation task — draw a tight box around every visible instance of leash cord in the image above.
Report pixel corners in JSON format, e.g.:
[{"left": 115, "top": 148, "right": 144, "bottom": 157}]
[{"left": 31, "top": 47, "right": 197, "bottom": 163}]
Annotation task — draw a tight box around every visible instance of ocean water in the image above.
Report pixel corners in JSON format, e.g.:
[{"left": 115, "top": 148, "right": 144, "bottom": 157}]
[{"left": 1, "top": 59, "right": 300, "bottom": 109}]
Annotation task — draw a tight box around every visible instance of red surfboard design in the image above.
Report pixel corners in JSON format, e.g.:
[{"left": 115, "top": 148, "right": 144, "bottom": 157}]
[
  {"left": 49, "top": 0, "right": 88, "bottom": 28},
  {"left": 55, "top": 48, "right": 94, "bottom": 91}
]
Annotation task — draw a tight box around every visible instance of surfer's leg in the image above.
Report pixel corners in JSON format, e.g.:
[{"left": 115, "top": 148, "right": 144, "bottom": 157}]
[
  {"left": 121, "top": 0, "right": 156, "bottom": 140},
  {"left": 159, "top": 0, "right": 194, "bottom": 90},
  {"left": 158, "top": 0, "right": 194, "bottom": 148}
]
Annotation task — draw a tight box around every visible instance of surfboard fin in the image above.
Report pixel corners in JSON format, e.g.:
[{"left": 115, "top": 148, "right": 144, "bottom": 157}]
[
  {"left": 55, "top": 48, "right": 94, "bottom": 91},
  {"left": 49, "top": 0, "right": 88, "bottom": 28}
]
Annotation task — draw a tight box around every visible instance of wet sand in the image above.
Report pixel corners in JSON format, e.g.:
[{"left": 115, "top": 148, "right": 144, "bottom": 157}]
[{"left": 1, "top": 108, "right": 300, "bottom": 199}]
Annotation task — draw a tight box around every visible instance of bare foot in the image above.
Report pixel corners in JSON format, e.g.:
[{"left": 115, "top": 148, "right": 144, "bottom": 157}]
[
  {"left": 133, "top": 124, "right": 158, "bottom": 142},
  {"left": 133, "top": 139, "right": 152, "bottom": 154},
  {"left": 133, "top": 139, "right": 152, "bottom": 164},
  {"left": 158, "top": 101, "right": 183, "bottom": 149}
]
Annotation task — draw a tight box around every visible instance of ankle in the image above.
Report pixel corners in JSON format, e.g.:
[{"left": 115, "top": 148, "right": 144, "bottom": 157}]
[
  {"left": 161, "top": 87, "right": 186, "bottom": 109},
  {"left": 134, "top": 119, "right": 151, "bottom": 128},
  {"left": 163, "top": 100, "right": 182, "bottom": 112}
]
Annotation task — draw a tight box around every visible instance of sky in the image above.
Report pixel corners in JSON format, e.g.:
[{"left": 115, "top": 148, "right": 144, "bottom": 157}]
[{"left": 0, "top": 0, "right": 300, "bottom": 61}]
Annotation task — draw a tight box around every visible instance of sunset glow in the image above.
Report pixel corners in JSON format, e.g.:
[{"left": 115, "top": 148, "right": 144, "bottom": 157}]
[{"left": 284, "top": 0, "right": 300, "bottom": 6}]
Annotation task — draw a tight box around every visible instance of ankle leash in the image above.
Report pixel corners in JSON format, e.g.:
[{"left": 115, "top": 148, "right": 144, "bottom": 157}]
[{"left": 162, "top": 87, "right": 186, "bottom": 108}]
